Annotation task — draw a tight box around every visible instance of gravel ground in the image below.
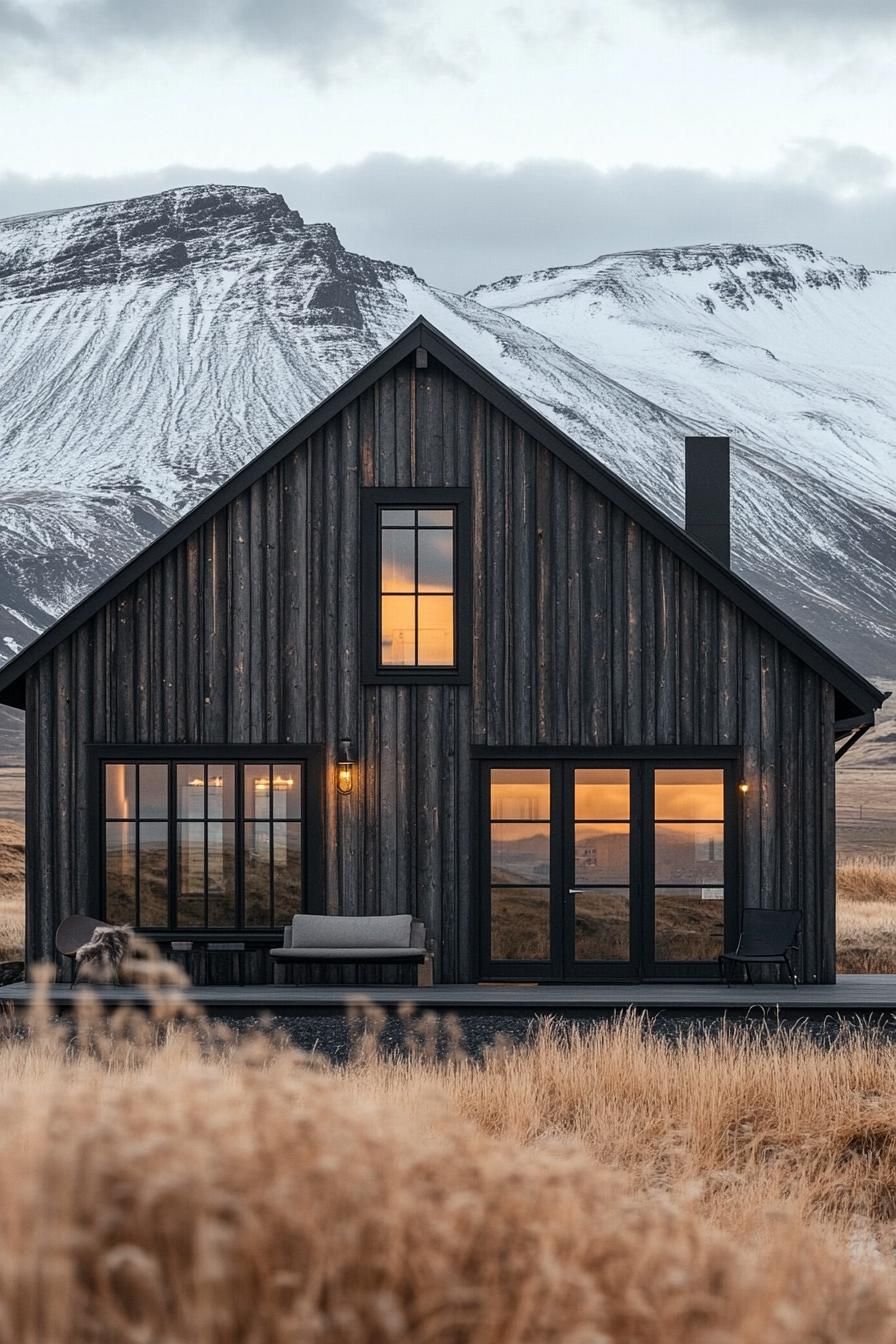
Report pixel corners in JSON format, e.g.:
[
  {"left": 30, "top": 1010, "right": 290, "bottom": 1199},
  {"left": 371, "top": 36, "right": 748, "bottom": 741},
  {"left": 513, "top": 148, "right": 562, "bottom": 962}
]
[
  {"left": 208, "top": 1007, "right": 896, "bottom": 1061},
  {"left": 9, "top": 1005, "right": 896, "bottom": 1061}
]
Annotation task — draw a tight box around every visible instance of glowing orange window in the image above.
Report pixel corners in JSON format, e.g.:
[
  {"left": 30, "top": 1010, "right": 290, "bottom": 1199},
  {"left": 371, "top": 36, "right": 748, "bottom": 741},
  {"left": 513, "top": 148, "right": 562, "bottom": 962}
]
[{"left": 379, "top": 506, "right": 455, "bottom": 668}]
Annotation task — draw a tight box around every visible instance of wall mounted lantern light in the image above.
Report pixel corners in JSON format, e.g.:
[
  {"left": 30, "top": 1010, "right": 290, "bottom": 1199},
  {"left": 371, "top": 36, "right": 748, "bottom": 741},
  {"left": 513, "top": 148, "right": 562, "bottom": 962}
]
[
  {"left": 336, "top": 739, "right": 355, "bottom": 795},
  {"left": 737, "top": 779, "right": 749, "bottom": 797}
]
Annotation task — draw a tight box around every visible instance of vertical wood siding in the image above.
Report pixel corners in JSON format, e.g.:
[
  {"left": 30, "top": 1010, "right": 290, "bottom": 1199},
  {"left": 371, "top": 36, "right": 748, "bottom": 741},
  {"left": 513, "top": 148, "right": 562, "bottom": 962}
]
[{"left": 25, "top": 356, "right": 837, "bottom": 981}]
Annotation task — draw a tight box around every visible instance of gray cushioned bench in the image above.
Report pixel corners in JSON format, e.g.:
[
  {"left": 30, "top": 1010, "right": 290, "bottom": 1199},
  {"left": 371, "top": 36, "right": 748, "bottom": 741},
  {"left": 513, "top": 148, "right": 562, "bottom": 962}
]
[{"left": 270, "top": 913, "right": 433, "bottom": 986}]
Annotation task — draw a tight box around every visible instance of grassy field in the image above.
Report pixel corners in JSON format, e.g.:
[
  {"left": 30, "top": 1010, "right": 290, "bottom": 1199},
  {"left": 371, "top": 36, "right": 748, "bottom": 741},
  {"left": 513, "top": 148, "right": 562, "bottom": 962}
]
[
  {"left": 0, "top": 819, "right": 24, "bottom": 961},
  {"left": 835, "top": 857, "right": 896, "bottom": 973},
  {"left": 0, "top": 1002, "right": 894, "bottom": 1340},
  {"left": 0, "top": 729, "right": 891, "bottom": 1334},
  {"left": 0, "top": 766, "right": 24, "bottom": 822},
  {"left": 836, "top": 677, "right": 896, "bottom": 861}
]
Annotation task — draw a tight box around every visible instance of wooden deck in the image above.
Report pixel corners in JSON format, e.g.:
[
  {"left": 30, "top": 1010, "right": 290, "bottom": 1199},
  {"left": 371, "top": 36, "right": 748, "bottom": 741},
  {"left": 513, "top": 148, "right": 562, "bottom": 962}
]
[{"left": 3, "top": 976, "right": 896, "bottom": 1017}]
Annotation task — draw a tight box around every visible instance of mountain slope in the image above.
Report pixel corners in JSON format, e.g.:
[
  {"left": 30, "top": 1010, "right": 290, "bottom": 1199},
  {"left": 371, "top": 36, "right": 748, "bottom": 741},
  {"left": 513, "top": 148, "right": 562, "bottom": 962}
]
[
  {"left": 0, "top": 191, "right": 893, "bottom": 688},
  {"left": 470, "top": 243, "right": 896, "bottom": 672},
  {"left": 470, "top": 243, "right": 896, "bottom": 507}
]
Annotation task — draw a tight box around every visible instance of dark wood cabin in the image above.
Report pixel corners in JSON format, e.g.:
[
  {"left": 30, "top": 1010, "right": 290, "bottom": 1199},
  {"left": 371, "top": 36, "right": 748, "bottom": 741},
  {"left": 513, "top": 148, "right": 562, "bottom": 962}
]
[{"left": 0, "top": 318, "right": 884, "bottom": 984}]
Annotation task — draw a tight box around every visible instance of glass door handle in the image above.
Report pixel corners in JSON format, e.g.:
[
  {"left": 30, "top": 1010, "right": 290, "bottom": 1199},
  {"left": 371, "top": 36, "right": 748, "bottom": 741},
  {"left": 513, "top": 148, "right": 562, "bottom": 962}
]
[{"left": 568, "top": 889, "right": 586, "bottom": 895}]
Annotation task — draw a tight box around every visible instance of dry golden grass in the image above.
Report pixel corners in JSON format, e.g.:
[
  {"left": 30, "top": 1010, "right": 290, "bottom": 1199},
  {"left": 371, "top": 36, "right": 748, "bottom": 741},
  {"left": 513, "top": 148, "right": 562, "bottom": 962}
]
[
  {"left": 0, "top": 894, "right": 24, "bottom": 963},
  {"left": 0, "top": 818, "right": 24, "bottom": 893},
  {"left": 836, "top": 856, "right": 896, "bottom": 973},
  {"left": 0, "top": 818, "right": 24, "bottom": 962},
  {"left": 356, "top": 1012, "right": 896, "bottom": 1245},
  {"left": 0, "top": 821, "right": 895, "bottom": 1335},
  {"left": 838, "top": 902, "right": 896, "bottom": 974},
  {"left": 1, "top": 996, "right": 896, "bottom": 1343},
  {"left": 838, "top": 856, "right": 896, "bottom": 904}
]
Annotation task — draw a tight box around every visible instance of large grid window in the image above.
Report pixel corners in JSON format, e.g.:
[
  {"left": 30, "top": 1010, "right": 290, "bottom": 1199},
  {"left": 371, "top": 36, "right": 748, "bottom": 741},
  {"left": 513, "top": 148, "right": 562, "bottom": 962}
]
[
  {"left": 101, "top": 759, "right": 305, "bottom": 930},
  {"left": 379, "top": 506, "right": 456, "bottom": 667}
]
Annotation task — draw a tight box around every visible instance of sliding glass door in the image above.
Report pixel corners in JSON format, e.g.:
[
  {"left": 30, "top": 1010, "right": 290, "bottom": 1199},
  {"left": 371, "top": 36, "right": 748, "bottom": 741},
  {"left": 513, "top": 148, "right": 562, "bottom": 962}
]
[{"left": 481, "top": 758, "right": 735, "bottom": 981}]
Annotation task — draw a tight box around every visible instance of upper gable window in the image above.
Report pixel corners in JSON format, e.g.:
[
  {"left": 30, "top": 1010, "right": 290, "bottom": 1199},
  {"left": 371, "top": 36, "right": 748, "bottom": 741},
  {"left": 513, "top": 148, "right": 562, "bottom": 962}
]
[
  {"left": 381, "top": 506, "right": 455, "bottom": 666},
  {"left": 362, "top": 488, "right": 471, "bottom": 684}
]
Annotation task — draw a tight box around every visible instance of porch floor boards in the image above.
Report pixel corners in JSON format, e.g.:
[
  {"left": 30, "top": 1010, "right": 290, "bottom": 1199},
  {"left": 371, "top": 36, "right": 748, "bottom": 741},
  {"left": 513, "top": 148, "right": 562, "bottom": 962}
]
[{"left": 2, "top": 975, "right": 896, "bottom": 1014}]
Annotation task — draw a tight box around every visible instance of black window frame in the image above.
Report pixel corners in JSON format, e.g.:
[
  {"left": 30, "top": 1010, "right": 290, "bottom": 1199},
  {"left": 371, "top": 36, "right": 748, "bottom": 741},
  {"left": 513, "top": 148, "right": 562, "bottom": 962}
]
[
  {"left": 173, "top": 760, "right": 239, "bottom": 931},
  {"left": 361, "top": 487, "right": 472, "bottom": 685},
  {"left": 89, "top": 744, "right": 324, "bottom": 935},
  {"left": 473, "top": 746, "right": 740, "bottom": 983},
  {"left": 645, "top": 762, "right": 736, "bottom": 979}
]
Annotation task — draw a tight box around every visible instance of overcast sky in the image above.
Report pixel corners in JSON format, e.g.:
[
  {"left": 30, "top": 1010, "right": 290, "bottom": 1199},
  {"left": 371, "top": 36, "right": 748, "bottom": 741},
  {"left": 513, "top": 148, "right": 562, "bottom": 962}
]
[{"left": 1, "top": 0, "right": 895, "bottom": 290}]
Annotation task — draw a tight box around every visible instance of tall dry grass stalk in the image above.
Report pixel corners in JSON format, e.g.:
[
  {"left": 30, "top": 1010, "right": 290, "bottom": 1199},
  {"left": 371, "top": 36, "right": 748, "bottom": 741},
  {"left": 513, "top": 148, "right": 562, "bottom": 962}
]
[{"left": 0, "top": 994, "right": 895, "bottom": 1341}]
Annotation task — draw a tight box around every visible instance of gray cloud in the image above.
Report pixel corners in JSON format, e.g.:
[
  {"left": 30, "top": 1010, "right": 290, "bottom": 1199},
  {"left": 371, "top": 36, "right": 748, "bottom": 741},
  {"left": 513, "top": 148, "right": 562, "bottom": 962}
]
[
  {"left": 653, "top": 0, "right": 896, "bottom": 37},
  {"left": 779, "top": 138, "right": 896, "bottom": 194},
  {"left": 0, "top": 0, "right": 404, "bottom": 76},
  {"left": 0, "top": 0, "right": 45, "bottom": 42},
  {"left": 1, "top": 150, "right": 895, "bottom": 292}
]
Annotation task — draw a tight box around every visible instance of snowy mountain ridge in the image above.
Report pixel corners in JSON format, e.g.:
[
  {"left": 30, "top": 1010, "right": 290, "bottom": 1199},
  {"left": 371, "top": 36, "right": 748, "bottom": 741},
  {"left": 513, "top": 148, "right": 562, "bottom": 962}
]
[
  {"left": 0, "top": 184, "right": 893, "bottom": 685},
  {"left": 468, "top": 242, "right": 874, "bottom": 311}
]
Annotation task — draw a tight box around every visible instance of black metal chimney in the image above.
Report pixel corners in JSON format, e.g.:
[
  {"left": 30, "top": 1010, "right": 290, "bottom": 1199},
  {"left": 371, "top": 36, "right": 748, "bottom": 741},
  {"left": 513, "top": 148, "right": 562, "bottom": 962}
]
[{"left": 685, "top": 436, "right": 730, "bottom": 567}]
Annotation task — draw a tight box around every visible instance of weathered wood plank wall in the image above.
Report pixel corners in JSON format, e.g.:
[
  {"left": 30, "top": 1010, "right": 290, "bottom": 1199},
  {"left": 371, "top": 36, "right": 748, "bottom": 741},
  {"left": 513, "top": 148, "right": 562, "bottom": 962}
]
[{"left": 24, "top": 354, "right": 837, "bottom": 981}]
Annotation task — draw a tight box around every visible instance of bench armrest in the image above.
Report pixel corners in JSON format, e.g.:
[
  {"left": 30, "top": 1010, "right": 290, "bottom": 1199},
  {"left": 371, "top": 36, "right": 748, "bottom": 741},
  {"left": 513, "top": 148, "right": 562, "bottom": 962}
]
[{"left": 410, "top": 918, "right": 427, "bottom": 950}]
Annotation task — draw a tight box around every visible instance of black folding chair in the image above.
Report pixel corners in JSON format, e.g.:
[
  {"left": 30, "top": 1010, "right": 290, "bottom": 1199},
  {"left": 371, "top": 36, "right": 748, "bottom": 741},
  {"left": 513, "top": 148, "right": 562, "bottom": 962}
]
[
  {"left": 55, "top": 914, "right": 111, "bottom": 984},
  {"left": 719, "top": 908, "right": 801, "bottom": 986}
]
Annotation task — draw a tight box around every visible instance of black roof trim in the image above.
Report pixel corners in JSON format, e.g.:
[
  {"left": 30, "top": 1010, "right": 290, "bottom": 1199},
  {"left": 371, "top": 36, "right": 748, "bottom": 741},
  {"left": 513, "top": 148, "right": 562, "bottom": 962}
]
[{"left": 0, "top": 316, "right": 885, "bottom": 718}]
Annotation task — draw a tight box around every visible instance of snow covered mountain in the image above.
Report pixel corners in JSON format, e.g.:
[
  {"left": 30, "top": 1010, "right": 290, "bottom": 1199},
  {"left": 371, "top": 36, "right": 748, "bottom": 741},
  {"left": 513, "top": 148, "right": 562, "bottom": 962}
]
[
  {"left": 470, "top": 244, "right": 896, "bottom": 674},
  {"left": 0, "top": 188, "right": 893, "bottom": 693}
]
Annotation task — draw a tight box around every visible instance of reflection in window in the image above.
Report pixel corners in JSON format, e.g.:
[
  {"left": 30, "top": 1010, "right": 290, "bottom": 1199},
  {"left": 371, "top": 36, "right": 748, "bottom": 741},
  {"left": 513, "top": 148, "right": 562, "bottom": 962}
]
[
  {"left": 574, "top": 889, "right": 630, "bottom": 963},
  {"left": 654, "top": 889, "right": 725, "bottom": 962},
  {"left": 489, "top": 768, "right": 551, "bottom": 961},
  {"left": 490, "top": 889, "right": 550, "bottom": 961},
  {"left": 243, "top": 764, "right": 302, "bottom": 927},
  {"left": 654, "top": 769, "right": 725, "bottom": 961},
  {"left": 176, "top": 764, "right": 236, "bottom": 928},
  {"left": 103, "top": 760, "right": 304, "bottom": 931},
  {"left": 573, "top": 769, "right": 631, "bottom": 962},
  {"left": 380, "top": 507, "right": 455, "bottom": 667},
  {"left": 104, "top": 763, "right": 169, "bottom": 927},
  {"left": 655, "top": 769, "right": 725, "bottom": 820}
]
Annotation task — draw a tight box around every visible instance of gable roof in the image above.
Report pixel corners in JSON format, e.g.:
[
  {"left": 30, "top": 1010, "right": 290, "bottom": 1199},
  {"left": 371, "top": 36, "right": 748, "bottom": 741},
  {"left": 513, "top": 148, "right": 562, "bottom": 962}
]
[{"left": 0, "top": 316, "right": 885, "bottom": 721}]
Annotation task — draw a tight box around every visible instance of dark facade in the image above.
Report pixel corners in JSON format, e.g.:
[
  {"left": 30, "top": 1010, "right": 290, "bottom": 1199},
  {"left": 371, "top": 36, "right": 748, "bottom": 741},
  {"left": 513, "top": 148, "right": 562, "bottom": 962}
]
[{"left": 0, "top": 320, "right": 884, "bottom": 984}]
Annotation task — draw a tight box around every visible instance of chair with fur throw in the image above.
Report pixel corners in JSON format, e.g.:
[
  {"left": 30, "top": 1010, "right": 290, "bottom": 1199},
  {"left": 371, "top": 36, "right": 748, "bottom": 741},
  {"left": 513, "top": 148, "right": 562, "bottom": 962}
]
[
  {"left": 56, "top": 914, "right": 112, "bottom": 983},
  {"left": 73, "top": 924, "right": 132, "bottom": 985}
]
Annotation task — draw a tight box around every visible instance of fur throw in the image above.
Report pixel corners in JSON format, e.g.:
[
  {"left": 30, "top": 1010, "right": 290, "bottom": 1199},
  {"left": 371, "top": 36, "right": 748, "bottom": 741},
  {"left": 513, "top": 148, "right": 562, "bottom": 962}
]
[{"left": 74, "top": 925, "right": 132, "bottom": 984}]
